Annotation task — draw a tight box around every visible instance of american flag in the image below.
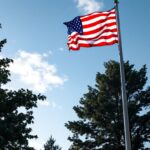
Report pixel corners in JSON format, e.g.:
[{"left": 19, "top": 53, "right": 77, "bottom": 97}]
[{"left": 64, "top": 8, "right": 118, "bottom": 51}]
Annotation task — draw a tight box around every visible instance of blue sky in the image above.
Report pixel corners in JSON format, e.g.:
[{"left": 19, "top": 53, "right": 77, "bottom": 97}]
[{"left": 0, "top": 0, "right": 150, "bottom": 149}]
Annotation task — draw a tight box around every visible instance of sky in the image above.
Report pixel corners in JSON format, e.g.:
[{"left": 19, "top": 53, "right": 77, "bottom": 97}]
[{"left": 0, "top": 0, "right": 150, "bottom": 149}]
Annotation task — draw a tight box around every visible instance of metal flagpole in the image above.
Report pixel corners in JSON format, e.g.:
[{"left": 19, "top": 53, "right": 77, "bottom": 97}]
[{"left": 114, "top": 0, "right": 131, "bottom": 150}]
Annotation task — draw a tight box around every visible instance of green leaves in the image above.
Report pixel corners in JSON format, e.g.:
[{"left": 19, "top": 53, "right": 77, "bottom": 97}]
[
  {"left": 0, "top": 30, "right": 46, "bottom": 149},
  {"left": 0, "top": 57, "right": 13, "bottom": 85},
  {"left": 0, "top": 39, "right": 6, "bottom": 52}
]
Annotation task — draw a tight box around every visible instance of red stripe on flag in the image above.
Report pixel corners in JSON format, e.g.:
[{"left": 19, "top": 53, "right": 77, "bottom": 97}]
[
  {"left": 82, "top": 17, "right": 116, "bottom": 28},
  {"left": 81, "top": 11, "right": 116, "bottom": 22},
  {"left": 68, "top": 34, "right": 118, "bottom": 46},
  {"left": 83, "top": 22, "right": 117, "bottom": 35},
  {"left": 68, "top": 28, "right": 118, "bottom": 41},
  {"left": 69, "top": 40, "right": 118, "bottom": 51},
  {"left": 65, "top": 8, "right": 118, "bottom": 50}
]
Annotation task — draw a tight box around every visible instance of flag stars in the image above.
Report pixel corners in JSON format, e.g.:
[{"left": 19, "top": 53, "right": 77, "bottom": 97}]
[{"left": 64, "top": 16, "right": 83, "bottom": 35}]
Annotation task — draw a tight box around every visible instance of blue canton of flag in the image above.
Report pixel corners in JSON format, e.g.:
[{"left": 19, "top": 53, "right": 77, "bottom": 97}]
[{"left": 64, "top": 16, "right": 83, "bottom": 35}]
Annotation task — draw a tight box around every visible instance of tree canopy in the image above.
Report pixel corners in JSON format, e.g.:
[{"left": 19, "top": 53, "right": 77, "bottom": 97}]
[
  {"left": 66, "top": 60, "right": 150, "bottom": 150},
  {"left": 44, "top": 136, "right": 62, "bottom": 150},
  {"left": 0, "top": 26, "right": 46, "bottom": 149}
]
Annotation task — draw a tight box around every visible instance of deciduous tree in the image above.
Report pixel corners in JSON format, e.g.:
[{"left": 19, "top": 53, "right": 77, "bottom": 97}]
[{"left": 0, "top": 26, "right": 46, "bottom": 149}]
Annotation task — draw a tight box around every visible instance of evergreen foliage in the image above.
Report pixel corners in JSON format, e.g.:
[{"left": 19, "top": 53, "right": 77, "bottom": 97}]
[
  {"left": 0, "top": 26, "right": 46, "bottom": 149},
  {"left": 44, "top": 136, "right": 62, "bottom": 150},
  {"left": 66, "top": 60, "right": 150, "bottom": 150}
]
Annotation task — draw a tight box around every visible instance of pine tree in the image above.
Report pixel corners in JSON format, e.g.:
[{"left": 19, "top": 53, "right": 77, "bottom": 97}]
[
  {"left": 0, "top": 25, "right": 46, "bottom": 149},
  {"left": 44, "top": 136, "right": 62, "bottom": 150},
  {"left": 66, "top": 60, "right": 150, "bottom": 150}
]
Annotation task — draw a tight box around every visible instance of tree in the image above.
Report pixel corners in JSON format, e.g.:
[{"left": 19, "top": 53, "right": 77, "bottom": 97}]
[
  {"left": 66, "top": 60, "right": 150, "bottom": 150},
  {"left": 0, "top": 26, "right": 46, "bottom": 149},
  {"left": 44, "top": 136, "right": 62, "bottom": 150}
]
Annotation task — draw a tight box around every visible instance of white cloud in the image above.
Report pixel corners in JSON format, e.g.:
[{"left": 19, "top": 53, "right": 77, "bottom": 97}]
[
  {"left": 42, "top": 53, "right": 49, "bottom": 57},
  {"left": 48, "top": 50, "right": 53, "bottom": 55},
  {"left": 75, "top": 0, "right": 104, "bottom": 14},
  {"left": 9, "top": 50, "right": 67, "bottom": 93},
  {"left": 38, "top": 100, "right": 60, "bottom": 109},
  {"left": 29, "top": 139, "right": 44, "bottom": 150},
  {"left": 38, "top": 100, "right": 50, "bottom": 107},
  {"left": 59, "top": 47, "right": 64, "bottom": 52}
]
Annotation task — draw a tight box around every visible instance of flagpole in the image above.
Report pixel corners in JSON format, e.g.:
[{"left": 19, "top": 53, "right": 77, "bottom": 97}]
[{"left": 114, "top": 0, "right": 131, "bottom": 150}]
